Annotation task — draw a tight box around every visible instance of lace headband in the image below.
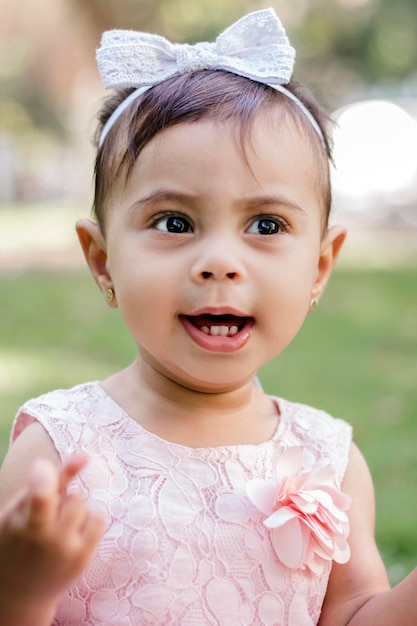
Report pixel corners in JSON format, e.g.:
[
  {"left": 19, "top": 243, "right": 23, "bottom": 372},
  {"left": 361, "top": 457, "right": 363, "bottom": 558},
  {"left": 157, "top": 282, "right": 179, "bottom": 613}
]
[{"left": 96, "top": 8, "right": 326, "bottom": 149}]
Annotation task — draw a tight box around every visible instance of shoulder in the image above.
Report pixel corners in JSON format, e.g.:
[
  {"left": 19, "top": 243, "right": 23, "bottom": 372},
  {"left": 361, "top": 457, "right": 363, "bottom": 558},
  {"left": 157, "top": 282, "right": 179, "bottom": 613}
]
[
  {"left": 16, "top": 381, "right": 101, "bottom": 416},
  {"left": 5, "top": 382, "right": 103, "bottom": 481},
  {"left": 274, "top": 396, "right": 353, "bottom": 485},
  {"left": 1, "top": 382, "right": 105, "bottom": 507},
  {"left": 278, "top": 396, "right": 352, "bottom": 435},
  {"left": 12, "top": 381, "right": 103, "bottom": 442},
  {"left": 0, "top": 421, "right": 61, "bottom": 506}
]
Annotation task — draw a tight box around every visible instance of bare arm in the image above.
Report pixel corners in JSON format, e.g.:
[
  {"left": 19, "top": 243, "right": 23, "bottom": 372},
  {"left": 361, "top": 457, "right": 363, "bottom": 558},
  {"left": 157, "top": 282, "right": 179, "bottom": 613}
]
[
  {"left": 320, "top": 443, "right": 417, "bottom": 625},
  {"left": 0, "top": 422, "right": 104, "bottom": 626}
]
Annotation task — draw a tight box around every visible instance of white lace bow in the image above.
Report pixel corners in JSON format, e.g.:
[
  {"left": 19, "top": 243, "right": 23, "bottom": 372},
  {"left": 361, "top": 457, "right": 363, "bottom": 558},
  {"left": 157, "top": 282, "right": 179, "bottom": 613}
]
[
  {"left": 96, "top": 9, "right": 326, "bottom": 150},
  {"left": 97, "top": 9, "right": 295, "bottom": 89}
]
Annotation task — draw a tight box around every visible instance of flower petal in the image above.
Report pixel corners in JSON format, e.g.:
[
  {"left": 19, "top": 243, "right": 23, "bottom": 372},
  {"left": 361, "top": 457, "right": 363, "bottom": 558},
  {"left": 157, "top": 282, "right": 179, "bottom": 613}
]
[
  {"left": 270, "top": 517, "right": 308, "bottom": 568},
  {"left": 263, "top": 506, "right": 298, "bottom": 529},
  {"left": 301, "top": 517, "right": 334, "bottom": 552},
  {"left": 275, "top": 447, "right": 303, "bottom": 483},
  {"left": 290, "top": 493, "right": 318, "bottom": 514},
  {"left": 332, "top": 534, "right": 351, "bottom": 564},
  {"left": 246, "top": 479, "right": 277, "bottom": 515},
  {"left": 303, "top": 466, "right": 336, "bottom": 489},
  {"left": 246, "top": 445, "right": 351, "bottom": 572}
]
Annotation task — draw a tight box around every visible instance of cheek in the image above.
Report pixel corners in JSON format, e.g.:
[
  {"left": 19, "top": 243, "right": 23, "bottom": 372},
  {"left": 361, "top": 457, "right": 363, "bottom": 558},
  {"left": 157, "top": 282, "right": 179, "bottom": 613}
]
[
  {"left": 111, "top": 259, "right": 176, "bottom": 326},
  {"left": 268, "top": 246, "right": 319, "bottom": 292},
  {"left": 261, "top": 287, "right": 310, "bottom": 361},
  {"left": 260, "top": 252, "right": 318, "bottom": 322},
  {"left": 115, "top": 271, "right": 159, "bottom": 310},
  {"left": 267, "top": 285, "right": 310, "bottom": 326}
]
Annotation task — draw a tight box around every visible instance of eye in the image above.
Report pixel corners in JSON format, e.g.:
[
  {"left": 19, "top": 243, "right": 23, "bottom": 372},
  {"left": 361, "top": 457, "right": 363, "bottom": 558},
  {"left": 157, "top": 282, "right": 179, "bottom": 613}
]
[
  {"left": 153, "top": 213, "right": 193, "bottom": 233},
  {"left": 247, "top": 216, "right": 288, "bottom": 235}
]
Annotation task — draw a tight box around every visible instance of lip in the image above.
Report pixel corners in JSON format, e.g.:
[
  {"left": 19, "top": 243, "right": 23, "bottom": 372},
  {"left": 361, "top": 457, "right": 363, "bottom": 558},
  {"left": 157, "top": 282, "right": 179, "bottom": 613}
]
[
  {"left": 186, "top": 306, "right": 250, "bottom": 317},
  {"left": 179, "top": 310, "right": 254, "bottom": 353}
]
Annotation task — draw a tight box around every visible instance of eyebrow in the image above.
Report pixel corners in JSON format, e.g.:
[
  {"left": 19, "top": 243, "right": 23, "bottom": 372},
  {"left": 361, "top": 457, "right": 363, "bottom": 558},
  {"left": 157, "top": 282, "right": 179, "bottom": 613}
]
[
  {"left": 128, "top": 190, "right": 198, "bottom": 213},
  {"left": 128, "top": 189, "right": 306, "bottom": 215},
  {"left": 242, "top": 194, "right": 306, "bottom": 215}
]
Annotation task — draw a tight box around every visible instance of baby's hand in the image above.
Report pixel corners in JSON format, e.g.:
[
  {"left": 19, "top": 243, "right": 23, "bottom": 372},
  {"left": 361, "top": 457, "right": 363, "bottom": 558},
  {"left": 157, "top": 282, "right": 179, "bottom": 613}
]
[{"left": 0, "top": 454, "right": 105, "bottom": 626}]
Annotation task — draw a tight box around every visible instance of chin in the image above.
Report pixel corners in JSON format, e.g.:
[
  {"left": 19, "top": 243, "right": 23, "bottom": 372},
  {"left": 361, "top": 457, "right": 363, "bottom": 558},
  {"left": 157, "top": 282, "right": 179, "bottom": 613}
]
[{"left": 175, "top": 370, "right": 255, "bottom": 394}]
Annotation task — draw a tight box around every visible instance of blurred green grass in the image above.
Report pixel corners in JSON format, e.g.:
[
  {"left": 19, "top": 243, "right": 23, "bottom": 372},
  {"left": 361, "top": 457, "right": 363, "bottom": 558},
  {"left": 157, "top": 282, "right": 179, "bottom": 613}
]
[{"left": 0, "top": 265, "right": 416, "bottom": 584}]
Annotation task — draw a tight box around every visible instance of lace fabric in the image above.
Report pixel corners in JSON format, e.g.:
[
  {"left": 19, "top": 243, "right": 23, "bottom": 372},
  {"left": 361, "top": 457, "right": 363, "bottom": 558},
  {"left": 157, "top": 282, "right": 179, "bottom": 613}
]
[
  {"left": 96, "top": 9, "right": 295, "bottom": 89},
  {"left": 12, "top": 382, "right": 352, "bottom": 625}
]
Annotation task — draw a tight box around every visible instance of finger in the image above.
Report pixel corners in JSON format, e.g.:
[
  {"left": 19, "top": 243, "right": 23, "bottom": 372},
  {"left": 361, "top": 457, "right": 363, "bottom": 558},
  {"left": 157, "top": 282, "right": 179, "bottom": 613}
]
[
  {"left": 80, "top": 510, "right": 106, "bottom": 551},
  {"left": 59, "top": 453, "right": 90, "bottom": 493},
  {"left": 0, "top": 458, "right": 58, "bottom": 528},
  {"left": 58, "top": 493, "right": 90, "bottom": 534},
  {"left": 26, "top": 458, "right": 60, "bottom": 529},
  {"left": 57, "top": 497, "right": 105, "bottom": 563},
  {"left": 70, "top": 511, "right": 105, "bottom": 573}
]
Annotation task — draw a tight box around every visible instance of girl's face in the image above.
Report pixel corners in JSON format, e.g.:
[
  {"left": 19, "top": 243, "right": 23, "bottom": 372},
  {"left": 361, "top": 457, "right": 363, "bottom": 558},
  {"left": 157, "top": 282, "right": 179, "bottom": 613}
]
[{"left": 81, "top": 114, "right": 344, "bottom": 393}]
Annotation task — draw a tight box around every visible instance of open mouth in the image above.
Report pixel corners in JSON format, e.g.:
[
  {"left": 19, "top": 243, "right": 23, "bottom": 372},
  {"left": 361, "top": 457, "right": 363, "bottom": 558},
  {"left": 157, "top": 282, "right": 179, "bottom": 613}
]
[{"left": 184, "top": 313, "right": 251, "bottom": 337}]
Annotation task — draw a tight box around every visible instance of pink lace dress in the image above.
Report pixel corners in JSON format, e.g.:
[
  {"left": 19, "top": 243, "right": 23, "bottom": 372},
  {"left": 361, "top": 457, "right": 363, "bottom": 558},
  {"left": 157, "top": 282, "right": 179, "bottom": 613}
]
[{"left": 12, "top": 382, "right": 352, "bottom": 626}]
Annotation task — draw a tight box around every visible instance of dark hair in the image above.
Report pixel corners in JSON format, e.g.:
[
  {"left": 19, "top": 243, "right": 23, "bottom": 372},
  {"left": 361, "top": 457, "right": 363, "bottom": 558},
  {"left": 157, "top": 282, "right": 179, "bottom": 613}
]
[{"left": 92, "top": 70, "right": 333, "bottom": 231}]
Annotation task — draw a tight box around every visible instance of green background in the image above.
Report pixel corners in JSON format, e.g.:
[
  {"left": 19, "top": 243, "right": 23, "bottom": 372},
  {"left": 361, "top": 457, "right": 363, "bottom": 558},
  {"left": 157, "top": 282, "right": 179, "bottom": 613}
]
[{"left": 1, "top": 263, "right": 416, "bottom": 585}]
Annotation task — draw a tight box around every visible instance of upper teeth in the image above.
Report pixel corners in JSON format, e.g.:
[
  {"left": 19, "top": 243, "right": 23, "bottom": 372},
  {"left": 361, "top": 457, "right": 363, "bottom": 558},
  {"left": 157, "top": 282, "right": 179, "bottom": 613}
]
[{"left": 201, "top": 325, "right": 239, "bottom": 337}]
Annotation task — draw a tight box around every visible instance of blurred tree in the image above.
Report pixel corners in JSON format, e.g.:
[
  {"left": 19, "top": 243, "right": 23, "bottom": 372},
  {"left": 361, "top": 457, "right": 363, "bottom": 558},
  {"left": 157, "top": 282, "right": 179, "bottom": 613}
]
[
  {"left": 70, "top": 0, "right": 254, "bottom": 41},
  {"left": 2, "top": 0, "right": 417, "bottom": 133},
  {"left": 292, "top": 0, "right": 417, "bottom": 107},
  {"left": 69, "top": 0, "right": 417, "bottom": 108},
  {"left": 1, "top": 0, "right": 417, "bottom": 202}
]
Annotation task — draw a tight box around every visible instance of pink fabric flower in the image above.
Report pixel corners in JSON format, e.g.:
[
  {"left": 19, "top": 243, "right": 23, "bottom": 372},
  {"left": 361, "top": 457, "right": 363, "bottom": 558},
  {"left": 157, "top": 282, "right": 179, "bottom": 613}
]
[{"left": 246, "top": 447, "right": 351, "bottom": 574}]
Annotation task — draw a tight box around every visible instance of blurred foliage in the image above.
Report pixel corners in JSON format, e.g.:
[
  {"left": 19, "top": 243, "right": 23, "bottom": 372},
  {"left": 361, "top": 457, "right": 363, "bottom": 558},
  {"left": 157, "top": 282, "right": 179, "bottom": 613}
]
[
  {"left": 292, "top": 0, "right": 417, "bottom": 107},
  {"left": 71, "top": 0, "right": 417, "bottom": 109},
  {"left": 1, "top": 0, "right": 417, "bottom": 202},
  {"left": 2, "top": 0, "right": 417, "bottom": 136}
]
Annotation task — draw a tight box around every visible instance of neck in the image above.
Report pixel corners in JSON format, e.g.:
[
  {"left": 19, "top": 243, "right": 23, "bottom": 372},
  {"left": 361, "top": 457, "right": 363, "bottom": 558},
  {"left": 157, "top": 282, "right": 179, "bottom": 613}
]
[{"left": 102, "top": 358, "right": 279, "bottom": 448}]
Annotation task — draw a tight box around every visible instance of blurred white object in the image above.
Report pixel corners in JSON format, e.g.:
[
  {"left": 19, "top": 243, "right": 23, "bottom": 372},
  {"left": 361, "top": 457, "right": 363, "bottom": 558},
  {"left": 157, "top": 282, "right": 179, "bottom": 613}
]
[{"left": 331, "top": 99, "right": 417, "bottom": 221}]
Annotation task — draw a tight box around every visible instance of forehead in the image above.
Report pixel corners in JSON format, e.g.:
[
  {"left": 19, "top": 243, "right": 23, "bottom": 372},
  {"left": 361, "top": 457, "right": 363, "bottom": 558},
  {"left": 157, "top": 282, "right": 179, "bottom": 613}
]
[
  {"left": 117, "top": 113, "right": 322, "bottom": 216},
  {"left": 94, "top": 73, "right": 332, "bottom": 230}
]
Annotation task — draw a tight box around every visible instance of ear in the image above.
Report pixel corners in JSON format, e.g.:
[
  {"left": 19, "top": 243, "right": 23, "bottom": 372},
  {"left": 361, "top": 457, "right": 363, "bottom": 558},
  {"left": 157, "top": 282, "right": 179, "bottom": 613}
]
[
  {"left": 75, "top": 218, "right": 117, "bottom": 307},
  {"left": 311, "top": 224, "right": 346, "bottom": 304}
]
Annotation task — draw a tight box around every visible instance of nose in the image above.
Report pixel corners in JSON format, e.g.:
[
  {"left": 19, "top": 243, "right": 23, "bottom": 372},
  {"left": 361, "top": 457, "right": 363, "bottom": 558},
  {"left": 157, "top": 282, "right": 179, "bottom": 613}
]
[{"left": 190, "top": 236, "right": 247, "bottom": 283}]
